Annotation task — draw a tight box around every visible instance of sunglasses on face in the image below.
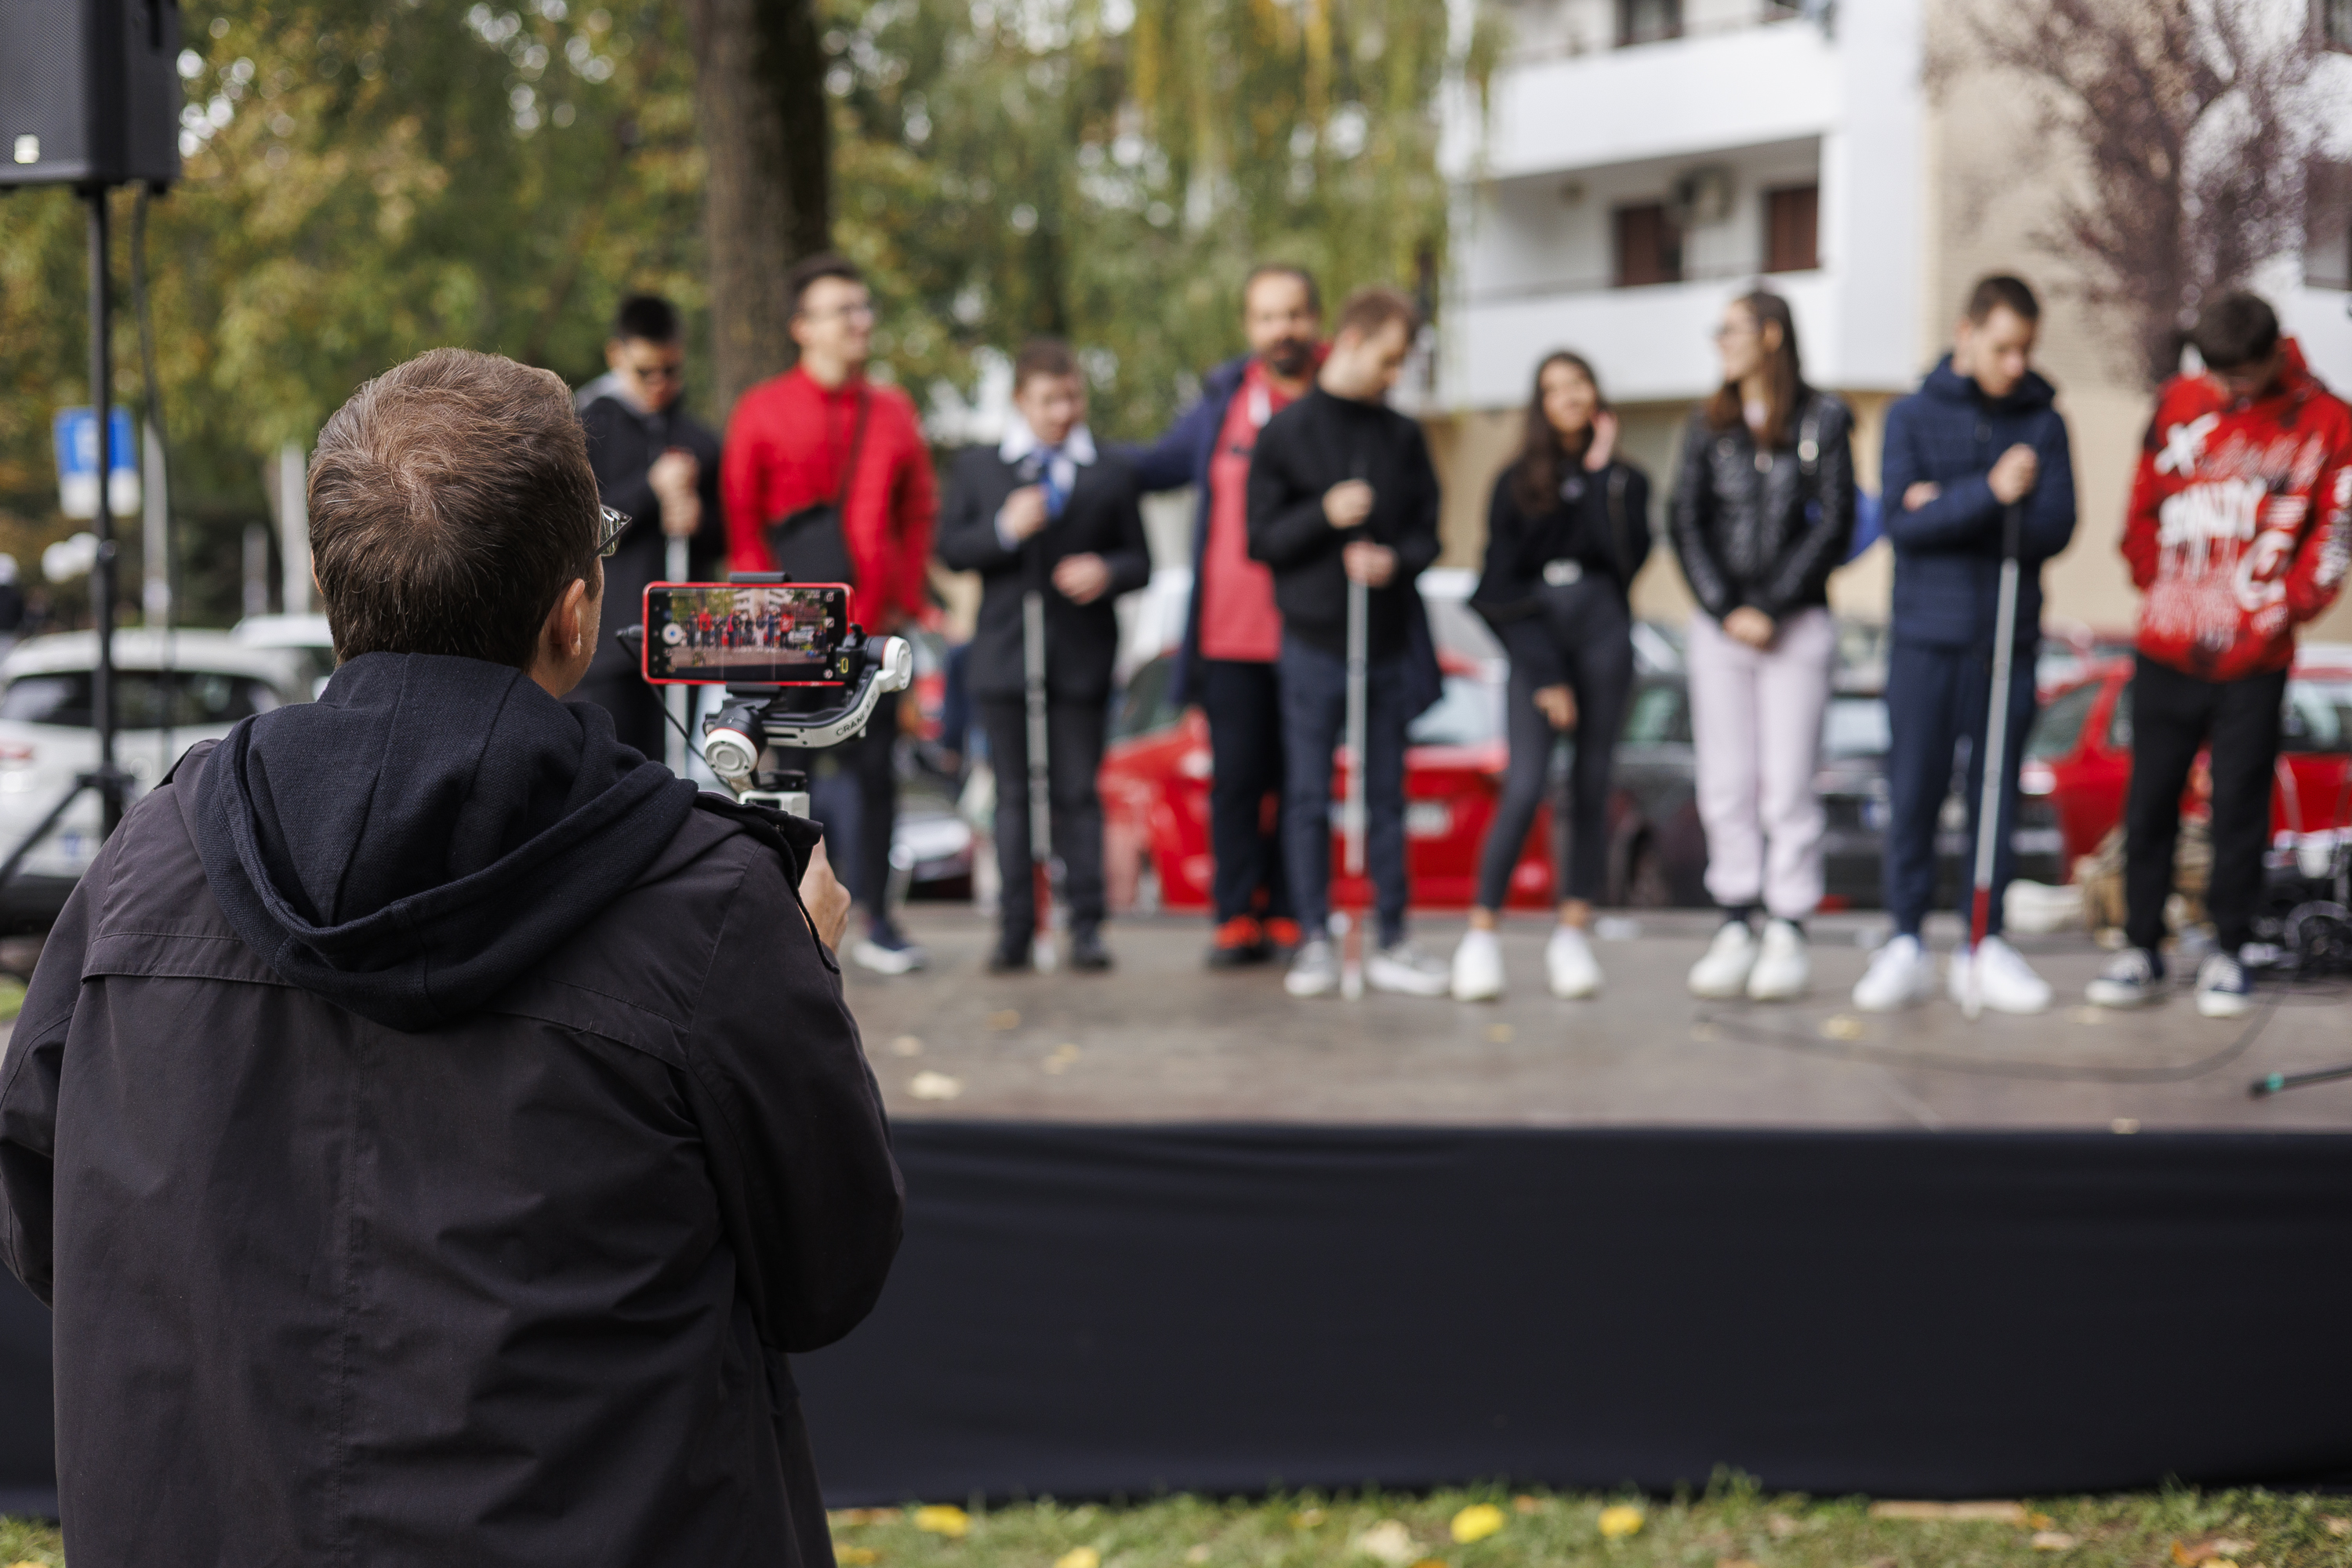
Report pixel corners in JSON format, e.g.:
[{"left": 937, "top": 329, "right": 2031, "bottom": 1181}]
[{"left": 597, "top": 505, "right": 633, "bottom": 557}]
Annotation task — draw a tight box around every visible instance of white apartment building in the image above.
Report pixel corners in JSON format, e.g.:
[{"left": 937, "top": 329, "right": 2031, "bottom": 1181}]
[{"left": 1432, "top": 0, "right": 2352, "bottom": 637}]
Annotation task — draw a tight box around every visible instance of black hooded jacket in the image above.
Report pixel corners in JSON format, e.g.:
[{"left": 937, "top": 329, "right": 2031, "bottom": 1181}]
[{"left": 0, "top": 653, "right": 902, "bottom": 1566}]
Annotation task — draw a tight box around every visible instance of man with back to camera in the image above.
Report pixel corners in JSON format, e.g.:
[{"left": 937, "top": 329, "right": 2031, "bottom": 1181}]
[
  {"left": 937, "top": 337, "right": 1152, "bottom": 973},
  {"left": 575, "top": 292, "right": 726, "bottom": 757},
  {"left": 0, "top": 348, "right": 902, "bottom": 1566},
  {"left": 1248, "top": 284, "right": 1450, "bottom": 999},
  {"left": 1853, "top": 274, "right": 2077, "bottom": 1015},
  {"left": 2087, "top": 292, "right": 2352, "bottom": 1018},
  {"left": 724, "top": 252, "right": 939, "bottom": 977},
  {"left": 1129, "top": 265, "right": 1323, "bottom": 968}
]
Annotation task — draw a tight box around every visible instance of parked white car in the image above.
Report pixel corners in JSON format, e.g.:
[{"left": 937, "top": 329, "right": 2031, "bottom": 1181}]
[{"left": 0, "top": 630, "right": 309, "bottom": 930}]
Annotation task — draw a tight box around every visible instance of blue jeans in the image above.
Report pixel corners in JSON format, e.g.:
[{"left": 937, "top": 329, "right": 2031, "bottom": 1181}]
[
  {"left": 1882, "top": 638, "right": 2038, "bottom": 938},
  {"left": 1277, "top": 633, "right": 1411, "bottom": 948}
]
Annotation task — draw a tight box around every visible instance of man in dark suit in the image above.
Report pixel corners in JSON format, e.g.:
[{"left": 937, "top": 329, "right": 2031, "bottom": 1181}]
[
  {"left": 936, "top": 339, "right": 1152, "bottom": 972},
  {"left": 575, "top": 294, "right": 725, "bottom": 758}
]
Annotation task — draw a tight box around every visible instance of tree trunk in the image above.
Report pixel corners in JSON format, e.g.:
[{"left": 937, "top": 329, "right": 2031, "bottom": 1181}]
[{"left": 688, "top": 0, "right": 832, "bottom": 416}]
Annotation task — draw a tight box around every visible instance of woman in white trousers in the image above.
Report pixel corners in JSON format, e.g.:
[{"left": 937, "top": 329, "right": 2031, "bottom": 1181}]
[{"left": 1667, "top": 291, "right": 1857, "bottom": 1000}]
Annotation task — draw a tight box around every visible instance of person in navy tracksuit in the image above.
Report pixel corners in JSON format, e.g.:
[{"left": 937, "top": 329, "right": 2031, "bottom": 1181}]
[
  {"left": 1853, "top": 275, "right": 2076, "bottom": 1016},
  {"left": 1127, "top": 266, "right": 1324, "bottom": 967}
]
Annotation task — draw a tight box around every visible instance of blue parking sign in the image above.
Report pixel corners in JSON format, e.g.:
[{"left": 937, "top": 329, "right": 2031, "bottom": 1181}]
[{"left": 53, "top": 406, "right": 140, "bottom": 520}]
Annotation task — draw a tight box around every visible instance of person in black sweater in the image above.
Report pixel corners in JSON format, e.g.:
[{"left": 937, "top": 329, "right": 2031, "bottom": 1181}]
[
  {"left": 1247, "top": 286, "right": 1448, "bottom": 998},
  {"left": 1454, "top": 351, "right": 1651, "bottom": 1003},
  {"left": 573, "top": 295, "right": 725, "bottom": 758},
  {"left": 935, "top": 339, "right": 1151, "bottom": 972}
]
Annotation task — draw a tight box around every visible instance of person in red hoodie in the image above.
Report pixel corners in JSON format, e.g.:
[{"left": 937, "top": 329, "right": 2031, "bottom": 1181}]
[
  {"left": 722, "top": 252, "right": 940, "bottom": 975},
  {"left": 2088, "top": 292, "right": 2352, "bottom": 1018}
]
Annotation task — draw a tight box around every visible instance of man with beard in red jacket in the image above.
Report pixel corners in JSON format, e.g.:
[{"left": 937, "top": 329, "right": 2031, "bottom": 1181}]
[
  {"left": 723, "top": 252, "right": 940, "bottom": 976},
  {"left": 2087, "top": 292, "right": 2352, "bottom": 1018}
]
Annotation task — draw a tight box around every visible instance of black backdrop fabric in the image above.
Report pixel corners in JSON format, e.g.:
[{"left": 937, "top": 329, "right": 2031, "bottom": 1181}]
[
  {"left": 0, "top": 1123, "right": 2347, "bottom": 1516},
  {"left": 793, "top": 1123, "right": 2352, "bottom": 1503}
]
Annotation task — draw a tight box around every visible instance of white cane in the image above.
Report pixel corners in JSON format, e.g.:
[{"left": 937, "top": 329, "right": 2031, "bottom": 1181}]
[
  {"left": 1338, "top": 571, "right": 1369, "bottom": 1000},
  {"left": 1963, "top": 502, "right": 2024, "bottom": 1021},
  {"left": 1024, "top": 566, "right": 1060, "bottom": 974},
  {"left": 665, "top": 535, "right": 690, "bottom": 775}
]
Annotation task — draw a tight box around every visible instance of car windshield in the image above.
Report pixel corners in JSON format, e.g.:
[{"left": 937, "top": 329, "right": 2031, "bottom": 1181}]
[
  {"left": 1620, "top": 680, "right": 1690, "bottom": 744},
  {"left": 1111, "top": 655, "right": 1183, "bottom": 742},
  {"left": 2283, "top": 678, "right": 2352, "bottom": 753},
  {"left": 2026, "top": 680, "right": 2102, "bottom": 761},
  {"left": 1821, "top": 695, "right": 1890, "bottom": 759},
  {"left": 1408, "top": 673, "right": 1501, "bottom": 748},
  {"left": 0, "top": 670, "right": 280, "bottom": 729}
]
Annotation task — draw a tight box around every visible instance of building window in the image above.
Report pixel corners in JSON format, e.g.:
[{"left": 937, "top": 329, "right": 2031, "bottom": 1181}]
[
  {"left": 2308, "top": 159, "right": 2352, "bottom": 290},
  {"left": 1764, "top": 185, "right": 1820, "bottom": 274},
  {"left": 2320, "top": 0, "right": 2352, "bottom": 52},
  {"left": 1617, "top": 0, "right": 1682, "bottom": 47},
  {"left": 1614, "top": 203, "right": 1684, "bottom": 288}
]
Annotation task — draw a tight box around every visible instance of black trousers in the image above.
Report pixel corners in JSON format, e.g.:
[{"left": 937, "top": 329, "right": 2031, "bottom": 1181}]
[
  {"left": 779, "top": 695, "right": 899, "bottom": 920},
  {"left": 1475, "top": 584, "right": 1633, "bottom": 911},
  {"left": 2124, "top": 655, "right": 2285, "bottom": 953},
  {"left": 575, "top": 670, "right": 668, "bottom": 761},
  {"left": 1198, "top": 658, "right": 1292, "bottom": 925},
  {"left": 1882, "top": 639, "right": 2038, "bottom": 939},
  {"left": 980, "top": 696, "right": 1109, "bottom": 946}
]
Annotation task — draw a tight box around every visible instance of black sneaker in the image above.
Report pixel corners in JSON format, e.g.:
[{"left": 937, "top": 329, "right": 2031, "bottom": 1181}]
[
  {"left": 985, "top": 941, "right": 1031, "bottom": 975},
  {"left": 2085, "top": 946, "right": 2164, "bottom": 1008},
  {"left": 1069, "top": 929, "right": 1113, "bottom": 971},
  {"left": 852, "top": 919, "right": 928, "bottom": 976}
]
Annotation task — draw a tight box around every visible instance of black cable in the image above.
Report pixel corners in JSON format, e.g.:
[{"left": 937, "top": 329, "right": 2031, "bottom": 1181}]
[{"left": 1692, "top": 971, "right": 2325, "bottom": 1087}]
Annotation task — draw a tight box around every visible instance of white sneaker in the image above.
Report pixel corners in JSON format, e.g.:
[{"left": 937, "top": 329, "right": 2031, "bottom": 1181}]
[
  {"left": 1368, "top": 940, "right": 1451, "bottom": 997},
  {"left": 1853, "top": 934, "right": 1936, "bottom": 1012},
  {"left": 1285, "top": 937, "right": 1339, "bottom": 998},
  {"left": 1546, "top": 925, "right": 1602, "bottom": 1000},
  {"left": 1746, "top": 918, "right": 1811, "bottom": 1001},
  {"left": 1688, "top": 919, "right": 1759, "bottom": 999},
  {"left": 1450, "top": 928, "right": 1504, "bottom": 1001},
  {"left": 1947, "top": 935, "right": 2053, "bottom": 1014}
]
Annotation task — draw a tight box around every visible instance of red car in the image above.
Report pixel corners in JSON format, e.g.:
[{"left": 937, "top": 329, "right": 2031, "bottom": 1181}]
[
  {"left": 2023, "top": 646, "right": 2352, "bottom": 874},
  {"left": 1098, "top": 652, "right": 1562, "bottom": 913}
]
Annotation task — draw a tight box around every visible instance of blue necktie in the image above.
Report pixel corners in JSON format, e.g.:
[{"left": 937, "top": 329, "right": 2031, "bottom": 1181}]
[{"left": 1040, "top": 448, "right": 1069, "bottom": 520}]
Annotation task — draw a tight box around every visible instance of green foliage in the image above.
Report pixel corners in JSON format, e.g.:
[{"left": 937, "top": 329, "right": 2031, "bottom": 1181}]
[{"left": 0, "top": 0, "right": 1479, "bottom": 625}]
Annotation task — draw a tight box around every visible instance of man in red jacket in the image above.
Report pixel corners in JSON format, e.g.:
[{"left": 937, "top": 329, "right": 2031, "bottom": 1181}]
[
  {"left": 2088, "top": 292, "right": 2352, "bottom": 1018},
  {"left": 723, "top": 252, "right": 940, "bottom": 975}
]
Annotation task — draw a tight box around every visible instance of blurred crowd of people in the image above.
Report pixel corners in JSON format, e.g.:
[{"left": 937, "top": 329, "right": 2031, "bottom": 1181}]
[{"left": 577, "top": 260, "right": 2352, "bottom": 1020}]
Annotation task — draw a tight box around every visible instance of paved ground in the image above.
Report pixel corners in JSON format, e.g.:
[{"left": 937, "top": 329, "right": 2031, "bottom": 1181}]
[{"left": 846, "top": 908, "right": 2352, "bottom": 1132}]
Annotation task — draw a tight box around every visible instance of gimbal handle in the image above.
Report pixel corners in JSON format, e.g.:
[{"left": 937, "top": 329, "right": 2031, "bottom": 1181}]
[{"left": 702, "top": 633, "right": 913, "bottom": 792}]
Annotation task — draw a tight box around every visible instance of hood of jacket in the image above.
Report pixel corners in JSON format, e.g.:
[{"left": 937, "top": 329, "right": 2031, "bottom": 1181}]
[
  {"left": 1918, "top": 355, "right": 2058, "bottom": 415},
  {"left": 187, "top": 652, "right": 699, "bottom": 1033}
]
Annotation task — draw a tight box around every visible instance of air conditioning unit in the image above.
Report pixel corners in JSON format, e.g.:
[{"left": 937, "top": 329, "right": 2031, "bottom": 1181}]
[{"left": 1671, "top": 166, "right": 1735, "bottom": 227}]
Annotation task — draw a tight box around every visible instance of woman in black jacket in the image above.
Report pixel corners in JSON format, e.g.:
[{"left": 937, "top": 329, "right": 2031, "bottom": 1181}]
[
  {"left": 1669, "top": 289, "right": 1855, "bottom": 1004},
  {"left": 1452, "top": 352, "right": 1650, "bottom": 1003}
]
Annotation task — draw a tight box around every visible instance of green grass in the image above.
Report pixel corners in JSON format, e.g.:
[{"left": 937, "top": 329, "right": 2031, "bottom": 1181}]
[{"left": 4, "top": 1483, "right": 2347, "bottom": 1565}]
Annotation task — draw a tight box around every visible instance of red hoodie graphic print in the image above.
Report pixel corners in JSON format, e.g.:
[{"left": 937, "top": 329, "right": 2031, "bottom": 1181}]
[{"left": 2122, "top": 341, "right": 2352, "bottom": 683}]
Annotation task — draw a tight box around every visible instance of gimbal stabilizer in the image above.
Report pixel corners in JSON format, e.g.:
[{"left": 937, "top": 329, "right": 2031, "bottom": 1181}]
[{"left": 699, "top": 632, "right": 913, "bottom": 818}]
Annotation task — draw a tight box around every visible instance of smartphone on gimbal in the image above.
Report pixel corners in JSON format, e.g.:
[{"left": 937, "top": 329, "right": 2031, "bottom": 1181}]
[{"left": 641, "top": 583, "right": 851, "bottom": 687}]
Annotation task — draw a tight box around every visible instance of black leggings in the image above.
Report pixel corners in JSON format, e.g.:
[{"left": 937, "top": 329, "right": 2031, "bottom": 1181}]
[{"left": 1475, "top": 586, "right": 1635, "bottom": 911}]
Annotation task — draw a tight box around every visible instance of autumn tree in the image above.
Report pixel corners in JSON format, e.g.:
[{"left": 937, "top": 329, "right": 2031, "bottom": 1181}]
[{"left": 1934, "top": 0, "right": 2333, "bottom": 383}]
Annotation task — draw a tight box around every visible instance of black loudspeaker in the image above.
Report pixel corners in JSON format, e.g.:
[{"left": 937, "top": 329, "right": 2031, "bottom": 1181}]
[{"left": 0, "top": 0, "right": 182, "bottom": 189}]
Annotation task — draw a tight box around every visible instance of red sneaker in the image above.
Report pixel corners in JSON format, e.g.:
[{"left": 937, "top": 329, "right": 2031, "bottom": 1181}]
[
  {"left": 1206, "top": 916, "right": 1266, "bottom": 970},
  {"left": 1261, "top": 917, "right": 1303, "bottom": 955}
]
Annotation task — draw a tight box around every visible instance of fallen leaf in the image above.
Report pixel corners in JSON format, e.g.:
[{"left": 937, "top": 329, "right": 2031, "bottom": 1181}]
[
  {"left": 1057, "top": 1548, "right": 1101, "bottom": 1568},
  {"left": 1185, "top": 1547, "right": 1211, "bottom": 1564},
  {"left": 915, "top": 1504, "right": 970, "bottom": 1538},
  {"left": 987, "top": 1009, "right": 1021, "bottom": 1030},
  {"left": 1409, "top": 1559, "right": 1448, "bottom": 1568},
  {"left": 1598, "top": 1504, "right": 1644, "bottom": 1539},
  {"left": 909, "top": 1071, "right": 964, "bottom": 1102},
  {"left": 834, "top": 1509, "right": 897, "bottom": 1526},
  {"left": 1719, "top": 1559, "right": 1762, "bottom": 1568},
  {"left": 1043, "top": 1043, "right": 1081, "bottom": 1075},
  {"left": 1767, "top": 1511, "right": 1802, "bottom": 1537},
  {"left": 1353, "top": 1520, "right": 1418, "bottom": 1565},
  {"left": 1856, "top": 1557, "right": 1898, "bottom": 1568},
  {"left": 1486, "top": 1023, "right": 1515, "bottom": 1044},
  {"left": 2174, "top": 1537, "right": 2255, "bottom": 1566},
  {"left": 1292, "top": 1510, "right": 1327, "bottom": 1530},
  {"left": 2324, "top": 1517, "right": 2351, "bottom": 1537},
  {"left": 2111, "top": 1117, "right": 2141, "bottom": 1134},
  {"left": 1820, "top": 1014, "right": 1864, "bottom": 1040},
  {"left": 838, "top": 1549, "right": 880, "bottom": 1566},
  {"left": 1512, "top": 1497, "right": 1541, "bottom": 1515},
  {"left": 2027, "top": 1513, "right": 2055, "bottom": 1530},
  {"left": 2032, "top": 1532, "right": 2079, "bottom": 1551},
  {"left": 1870, "top": 1501, "right": 2027, "bottom": 1523},
  {"left": 890, "top": 1035, "right": 924, "bottom": 1057},
  {"left": 1451, "top": 1504, "right": 1505, "bottom": 1544}
]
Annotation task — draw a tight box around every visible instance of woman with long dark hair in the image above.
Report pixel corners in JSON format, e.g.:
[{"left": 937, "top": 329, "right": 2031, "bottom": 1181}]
[
  {"left": 1669, "top": 289, "right": 1855, "bottom": 1002},
  {"left": 1452, "top": 352, "right": 1650, "bottom": 1001}
]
